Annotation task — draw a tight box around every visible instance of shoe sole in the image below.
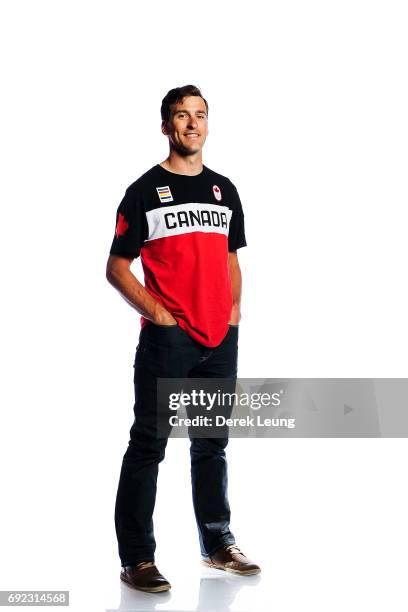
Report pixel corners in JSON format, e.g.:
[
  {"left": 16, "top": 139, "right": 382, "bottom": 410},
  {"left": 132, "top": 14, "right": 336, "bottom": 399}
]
[
  {"left": 201, "top": 559, "right": 261, "bottom": 575},
  {"left": 120, "top": 574, "right": 171, "bottom": 592}
]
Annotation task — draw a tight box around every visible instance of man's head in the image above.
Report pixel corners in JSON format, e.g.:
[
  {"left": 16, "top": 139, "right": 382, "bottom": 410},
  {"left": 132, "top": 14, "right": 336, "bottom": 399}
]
[{"left": 161, "top": 85, "right": 209, "bottom": 156}]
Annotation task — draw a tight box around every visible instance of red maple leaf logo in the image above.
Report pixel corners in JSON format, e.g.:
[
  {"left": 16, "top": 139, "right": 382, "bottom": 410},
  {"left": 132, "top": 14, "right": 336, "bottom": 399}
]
[{"left": 115, "top": 213, "right": 129, "bottom": 238}]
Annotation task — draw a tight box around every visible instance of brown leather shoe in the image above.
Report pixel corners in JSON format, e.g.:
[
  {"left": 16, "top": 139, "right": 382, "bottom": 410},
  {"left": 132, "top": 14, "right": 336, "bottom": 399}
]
[
  {"left": 202, "top": 544, "right": 261, "bottom": 575},
  {"left": 120, "top": 561, "right": 171, "bottom": 592}
]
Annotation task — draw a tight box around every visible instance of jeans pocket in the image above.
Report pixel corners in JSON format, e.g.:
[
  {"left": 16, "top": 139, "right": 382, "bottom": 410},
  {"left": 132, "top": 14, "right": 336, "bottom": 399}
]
[{"left": 150, "top": 322, "right": 179, "bottom": 327}]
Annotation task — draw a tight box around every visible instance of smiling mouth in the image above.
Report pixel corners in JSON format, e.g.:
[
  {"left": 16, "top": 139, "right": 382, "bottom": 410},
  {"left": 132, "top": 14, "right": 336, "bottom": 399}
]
[{"left": 185, "top": 133, "right": 199, "bottom": 138}]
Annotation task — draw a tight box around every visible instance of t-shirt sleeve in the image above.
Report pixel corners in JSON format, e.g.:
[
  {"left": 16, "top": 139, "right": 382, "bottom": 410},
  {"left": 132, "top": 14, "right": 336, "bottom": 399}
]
[
  {"left": 109, "top": 185, "right": 148, "bottom": 259},
  {"left": 228, "top": 182, "right": 247, "bottom": 252}
]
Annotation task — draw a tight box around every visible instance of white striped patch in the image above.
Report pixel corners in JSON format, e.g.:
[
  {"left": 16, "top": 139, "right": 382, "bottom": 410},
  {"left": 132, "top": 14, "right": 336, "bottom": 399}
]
[
  {"left": 156, "top": 185, "right": 173, "bottom": 203},
  {"left": 145, "top": 202, "right": 232, "bottom": 242}
]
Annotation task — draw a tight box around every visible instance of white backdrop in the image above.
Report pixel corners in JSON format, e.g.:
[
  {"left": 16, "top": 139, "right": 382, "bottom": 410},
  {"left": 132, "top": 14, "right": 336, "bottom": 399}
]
[{"left": 1, "top": 1, "right": 407, "bottom": 611}]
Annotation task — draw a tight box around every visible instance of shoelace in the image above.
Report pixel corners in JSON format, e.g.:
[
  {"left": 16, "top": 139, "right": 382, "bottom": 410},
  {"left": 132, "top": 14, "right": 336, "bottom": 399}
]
[
  {"left": 225, "top": 544, "right": 244, "bottom": 555},
  {"left": 134, "top": 561, "right": 155, "bottom": 571}
]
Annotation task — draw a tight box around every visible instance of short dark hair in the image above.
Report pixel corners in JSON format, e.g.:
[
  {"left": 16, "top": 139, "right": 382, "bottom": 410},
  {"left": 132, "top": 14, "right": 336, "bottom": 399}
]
[{"left": 161, "top": 85, "right": 209, "bottom": 122}]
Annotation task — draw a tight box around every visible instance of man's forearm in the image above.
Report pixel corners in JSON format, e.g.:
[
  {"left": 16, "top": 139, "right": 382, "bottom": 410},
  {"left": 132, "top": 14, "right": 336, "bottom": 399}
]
[
  {"left": 228, "top": 253, "right": 242, "bottom": 324},
  {"left": 106, "top": 265, "right": 175, "bottom": 324}
]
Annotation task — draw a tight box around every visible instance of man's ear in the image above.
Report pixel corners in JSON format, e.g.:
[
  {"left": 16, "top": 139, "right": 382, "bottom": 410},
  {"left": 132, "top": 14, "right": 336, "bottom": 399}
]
[{"left": 161, "top": 120, "right": 169, "bottom": 136}]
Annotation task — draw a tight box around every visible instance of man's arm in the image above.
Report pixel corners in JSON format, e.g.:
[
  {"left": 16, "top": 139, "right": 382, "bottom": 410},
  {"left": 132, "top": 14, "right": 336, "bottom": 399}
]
[
  {"left": 228, "top": 251, "right": 242, "bottom": 325},
  {"left": 106, "top": 254, "right": 177, "bottom": 325}
]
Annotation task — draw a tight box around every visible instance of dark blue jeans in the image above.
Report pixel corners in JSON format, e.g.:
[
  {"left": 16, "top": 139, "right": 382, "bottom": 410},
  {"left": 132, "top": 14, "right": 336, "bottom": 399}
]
[{"left": 114, "top": 322, "right": 239, "bottom": 566}]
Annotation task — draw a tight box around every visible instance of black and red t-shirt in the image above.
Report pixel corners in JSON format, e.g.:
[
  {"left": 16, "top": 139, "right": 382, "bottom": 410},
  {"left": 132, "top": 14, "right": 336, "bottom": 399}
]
[{"left": 109, "top": 164, "right": 247, "bottom": 347}]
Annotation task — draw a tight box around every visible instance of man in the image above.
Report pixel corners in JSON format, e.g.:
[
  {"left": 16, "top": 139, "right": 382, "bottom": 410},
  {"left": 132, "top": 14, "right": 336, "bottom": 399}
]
[{"left": 106, "top": 85, "right": 260, "bottom": 593}]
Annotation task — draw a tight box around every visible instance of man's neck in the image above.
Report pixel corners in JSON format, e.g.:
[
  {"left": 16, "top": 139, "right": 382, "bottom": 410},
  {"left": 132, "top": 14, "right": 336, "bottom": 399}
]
[{"left": 160, "top": 152, "right": 204, "bottom": 176}]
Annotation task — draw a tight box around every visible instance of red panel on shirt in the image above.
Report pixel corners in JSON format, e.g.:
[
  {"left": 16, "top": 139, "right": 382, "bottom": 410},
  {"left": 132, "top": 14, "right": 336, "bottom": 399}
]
[{"left": 140, "top": 231, "right": 232, "bottom": 347}]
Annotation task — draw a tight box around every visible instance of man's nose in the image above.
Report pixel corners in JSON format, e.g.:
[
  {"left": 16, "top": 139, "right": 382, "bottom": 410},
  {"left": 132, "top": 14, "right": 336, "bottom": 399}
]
[{"left": 187, "top": 116, "right": 198, "bottom": 128}]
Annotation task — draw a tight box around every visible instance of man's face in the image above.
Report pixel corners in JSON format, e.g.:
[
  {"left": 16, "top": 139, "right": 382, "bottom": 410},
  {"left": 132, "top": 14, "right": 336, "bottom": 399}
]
[{"left": 162, "top": 96, "right": 208, "bottom": 155}]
